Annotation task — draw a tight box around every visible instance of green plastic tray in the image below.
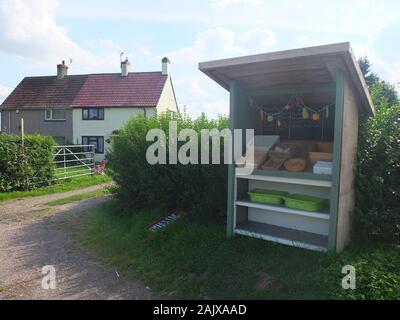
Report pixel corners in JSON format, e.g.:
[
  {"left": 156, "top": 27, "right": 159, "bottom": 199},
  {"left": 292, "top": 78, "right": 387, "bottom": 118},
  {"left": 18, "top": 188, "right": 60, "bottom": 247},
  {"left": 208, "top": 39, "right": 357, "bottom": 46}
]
[
  {"left": 283, "top": 194, "right": 327, "bottom": 212},
  {"left": 247, "top": 189, "right": 289, "bottom": 205}
]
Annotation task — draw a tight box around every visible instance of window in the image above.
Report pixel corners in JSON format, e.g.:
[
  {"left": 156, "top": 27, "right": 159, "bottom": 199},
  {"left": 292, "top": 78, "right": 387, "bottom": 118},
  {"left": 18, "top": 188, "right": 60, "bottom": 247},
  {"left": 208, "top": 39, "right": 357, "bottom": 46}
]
[
  {"left": 82, "top": 108, "right": 104, "bottom": 120},
  {"left": 53, "top": 136, "right": 66, "bottom": 145},
  {"left": 82, "top": 136, "right": 104, "bottom": 154},
  {"left": 45, "top": 108, "right": 66, "bottom": 121}
]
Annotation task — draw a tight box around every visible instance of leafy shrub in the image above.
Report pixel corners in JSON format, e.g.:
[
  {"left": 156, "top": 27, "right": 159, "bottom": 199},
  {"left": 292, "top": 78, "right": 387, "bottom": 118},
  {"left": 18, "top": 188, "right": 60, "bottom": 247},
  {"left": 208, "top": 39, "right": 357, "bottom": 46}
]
[
  {"left": 321, "top": 244, "right": 400, "bottom": 300},
  {"left": 108, "top": 113, "right": 229, "bottom": 221},
  {"left": 0, "top": 134, "right": 56, "bottom": 192},
  {"left": 355, "top": 105, "right": 400, "bottom": 243},
  {"left": 370, "top": 80, "right": 399, "bottom": 109}
]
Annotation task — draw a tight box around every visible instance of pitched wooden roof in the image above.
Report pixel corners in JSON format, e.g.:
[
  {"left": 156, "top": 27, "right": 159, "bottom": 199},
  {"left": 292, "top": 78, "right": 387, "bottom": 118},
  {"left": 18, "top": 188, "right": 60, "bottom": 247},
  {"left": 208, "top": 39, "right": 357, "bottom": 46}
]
[{"left": 199, "top": 42, "right": 374, "bottom": 115}]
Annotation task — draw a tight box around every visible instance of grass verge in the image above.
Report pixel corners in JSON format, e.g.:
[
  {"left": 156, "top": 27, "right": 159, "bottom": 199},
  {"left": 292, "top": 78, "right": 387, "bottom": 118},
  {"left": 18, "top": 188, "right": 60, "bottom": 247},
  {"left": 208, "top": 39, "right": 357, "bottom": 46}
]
[
  {"left": 0, "top": 174, "right": 111, "bottom": 202},
  {"left": 46, "top": 189, "right": 110, "bottom": 206},
  {"left": 79, "top": 201, "right": 400, "bottom": 300}
]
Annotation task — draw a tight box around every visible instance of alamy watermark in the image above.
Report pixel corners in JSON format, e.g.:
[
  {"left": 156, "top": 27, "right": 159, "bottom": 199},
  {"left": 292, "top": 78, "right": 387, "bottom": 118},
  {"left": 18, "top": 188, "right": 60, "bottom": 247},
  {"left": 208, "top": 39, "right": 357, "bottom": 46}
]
[
  {"left": 145, "top": 121, "right": 255, "bottom": 175},
  {"left": 41, "top": 265, "right": 56, "bottom": 290},
  {"left": 341, "top": 265, "right": 356, "bottom": 290}
]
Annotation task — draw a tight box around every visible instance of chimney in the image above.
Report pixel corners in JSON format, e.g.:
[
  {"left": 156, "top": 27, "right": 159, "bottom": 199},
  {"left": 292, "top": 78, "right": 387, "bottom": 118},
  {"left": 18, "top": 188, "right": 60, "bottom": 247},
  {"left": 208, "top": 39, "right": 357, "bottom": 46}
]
[
  {"left": 57, "top": 60, "right": 68, "bottom": 79},
  {"left": 121, "top": 58, "right": 130, "bottom": 77},
  {"left": 161, "top": 57, "right": 170, "bottom": 75}
]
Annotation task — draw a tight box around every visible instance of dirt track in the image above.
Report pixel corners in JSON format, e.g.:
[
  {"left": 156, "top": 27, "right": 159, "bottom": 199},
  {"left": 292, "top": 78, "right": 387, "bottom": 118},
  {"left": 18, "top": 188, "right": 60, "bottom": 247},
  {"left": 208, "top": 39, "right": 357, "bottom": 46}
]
[{"left": 0, "top": 185, "right": 154, "bottom": 300}]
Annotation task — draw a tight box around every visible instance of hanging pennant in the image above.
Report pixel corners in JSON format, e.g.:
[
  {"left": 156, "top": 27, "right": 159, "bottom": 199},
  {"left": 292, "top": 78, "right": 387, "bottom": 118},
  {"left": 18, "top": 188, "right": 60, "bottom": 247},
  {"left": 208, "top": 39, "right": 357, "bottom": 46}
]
[
  {"left": 277, "top": 120, "right": 281, "bottom": 127},
  {"left": 312, "top": 113, "right": 320, "bottom": 121},
  {"left": 302, "top": 106, "right": 309, "bottom": 119},
  {"left": 325, "top": 105, "right": 330, "bottom": 119}
]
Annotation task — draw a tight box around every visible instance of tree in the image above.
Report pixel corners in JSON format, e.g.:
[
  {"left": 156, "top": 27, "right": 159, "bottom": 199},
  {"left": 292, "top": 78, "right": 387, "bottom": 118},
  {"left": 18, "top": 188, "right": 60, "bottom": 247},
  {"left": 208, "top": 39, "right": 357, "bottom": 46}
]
[
  {"left": 358, "top": 57, "right": 399, "bottom": 109},
  {"left": 355, "top": 57, "right": 400, "bottom": 243},
  {"left": 370, "top": 80, "right": 399, "bottom": 109},
  {"left": 358, "top": 57, "right": 379, "bottom": 87}
]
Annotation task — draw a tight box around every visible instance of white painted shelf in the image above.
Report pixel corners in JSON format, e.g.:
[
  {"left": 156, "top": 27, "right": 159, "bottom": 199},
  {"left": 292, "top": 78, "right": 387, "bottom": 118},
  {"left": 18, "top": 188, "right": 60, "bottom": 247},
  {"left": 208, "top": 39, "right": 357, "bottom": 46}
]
[
  {"left": 235, "top": 220, "right": 328, "bottom": 252},
  {"left": 236, "top": 170, "right": 332, "bottom": 188},
  {"left": 235, "top": 198, "right": 330, "bottom": 220}
]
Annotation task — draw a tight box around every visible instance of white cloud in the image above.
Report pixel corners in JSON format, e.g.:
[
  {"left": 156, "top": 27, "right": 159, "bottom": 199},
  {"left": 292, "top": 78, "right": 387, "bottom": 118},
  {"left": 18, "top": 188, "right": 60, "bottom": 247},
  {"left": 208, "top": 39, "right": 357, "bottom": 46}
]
[
  {"left": 137, "top": 45, "right": 152, "bottom": 58},
  {"left": 0, "top": 0, "right": 122, "bottom": 73},
  {"left": 172, "top": 74, "right": 230, "bottom": 118},
  {"left": 0, "top": 84, "right": 12, "bottom": 104},
  {"left": 87, "top": 39, "right": 122, "bottom": 51},
  {"left": 162, "top": 27, "right": 246, "bottom": 65},
  {"left": 210, "top": 0, "right": 263, "bottom": 8},
  {"left": 161, "top": 27, "right": 276, "bottom": 118},
  {"left": 294, "top": 0, "right": 305, "bottom": 9},
  {"left": 163, "top": 27, "right": 276, "bottom": 64},
  {"left": 239, "top": 29, "right": 277, "bottom": 52}
]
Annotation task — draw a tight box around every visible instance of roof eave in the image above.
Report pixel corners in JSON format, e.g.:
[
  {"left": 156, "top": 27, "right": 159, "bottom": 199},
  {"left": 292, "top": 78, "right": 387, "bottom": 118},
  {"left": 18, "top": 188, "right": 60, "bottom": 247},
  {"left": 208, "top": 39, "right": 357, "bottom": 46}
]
[{"left": 199, "top": 42, "right": 375, "bottom": 116}]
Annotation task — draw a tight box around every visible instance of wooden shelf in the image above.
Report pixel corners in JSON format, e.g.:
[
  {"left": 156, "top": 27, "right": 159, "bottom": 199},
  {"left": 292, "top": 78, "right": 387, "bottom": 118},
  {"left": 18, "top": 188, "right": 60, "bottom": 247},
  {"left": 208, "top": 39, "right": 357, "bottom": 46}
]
[
  {"left": 235, "top": 197, "right": 330, "bottom": 220},
  {"left": 235, "top": 220, "right": 328, "bottom": 251},
  {"left": 236, "top": 168, "right": 332, "bottom": 187}
]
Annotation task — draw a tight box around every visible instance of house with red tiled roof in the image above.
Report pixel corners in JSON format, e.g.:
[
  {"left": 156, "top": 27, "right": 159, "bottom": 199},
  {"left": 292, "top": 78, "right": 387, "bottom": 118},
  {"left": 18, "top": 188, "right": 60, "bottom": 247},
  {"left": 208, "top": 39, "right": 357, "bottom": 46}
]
[{"left": 0, "top": 58, "right": 179, "bottom": 160}]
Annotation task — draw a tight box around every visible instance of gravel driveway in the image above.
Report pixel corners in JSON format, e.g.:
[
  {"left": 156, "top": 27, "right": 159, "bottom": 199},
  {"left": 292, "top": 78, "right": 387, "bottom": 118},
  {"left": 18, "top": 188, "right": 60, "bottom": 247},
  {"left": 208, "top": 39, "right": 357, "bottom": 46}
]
[{"left": 0, "top": 185, "right": 154, "bottom": 300}]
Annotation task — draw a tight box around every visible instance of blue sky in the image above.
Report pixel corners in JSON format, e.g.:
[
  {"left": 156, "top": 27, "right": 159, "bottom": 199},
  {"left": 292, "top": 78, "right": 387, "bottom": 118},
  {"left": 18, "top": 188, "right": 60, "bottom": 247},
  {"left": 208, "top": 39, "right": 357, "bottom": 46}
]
[{"left": 0, "top": 0, "right": 399, "bottom": 118}]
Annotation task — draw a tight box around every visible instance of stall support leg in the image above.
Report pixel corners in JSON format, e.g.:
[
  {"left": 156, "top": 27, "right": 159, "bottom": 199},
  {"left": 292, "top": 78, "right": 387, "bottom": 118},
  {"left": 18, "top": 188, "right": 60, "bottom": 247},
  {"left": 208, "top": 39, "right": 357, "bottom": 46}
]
[
  {"left": 328, "top": 70, "right": 345, "bottom": 252},
  {"left": 226, "top": 163, "right": 235, "bottom": 239},
  {"left": 227, "top": 80, "right": 239, "bottom": 239}
]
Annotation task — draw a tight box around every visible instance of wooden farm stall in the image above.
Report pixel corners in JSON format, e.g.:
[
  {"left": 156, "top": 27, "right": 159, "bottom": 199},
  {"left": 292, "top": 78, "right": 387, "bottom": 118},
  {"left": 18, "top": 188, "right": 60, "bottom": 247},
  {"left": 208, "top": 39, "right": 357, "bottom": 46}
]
[{"left": 199, "top": 42, "right": 374, "bottom": 253}]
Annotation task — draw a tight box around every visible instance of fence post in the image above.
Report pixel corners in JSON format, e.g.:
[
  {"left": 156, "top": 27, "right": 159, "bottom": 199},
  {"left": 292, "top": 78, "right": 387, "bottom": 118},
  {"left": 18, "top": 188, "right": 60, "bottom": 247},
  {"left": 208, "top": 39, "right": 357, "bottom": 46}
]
[
  {"left": 21, "top": 118, "right": 24, "bottom": 146},
  {"left": 91, "top": 145, "right": 95, "bottom": 177},
  {"left": 63, "top": 147, "right": 67, "bottom": 179}
]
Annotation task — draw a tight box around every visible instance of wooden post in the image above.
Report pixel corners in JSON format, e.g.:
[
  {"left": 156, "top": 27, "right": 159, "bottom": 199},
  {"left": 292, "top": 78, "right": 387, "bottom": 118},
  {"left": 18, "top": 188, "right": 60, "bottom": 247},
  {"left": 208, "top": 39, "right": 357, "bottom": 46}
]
[
  {"left": 226, "top": 80, "right": 238, "bottom": 239},
  {"left": 328, "top": 69, "right": 345, "bottom": 252},
  {"left": 20, "top": 117, "right": 27, "bottom": 190},
  {"left": 20, "top": 118, "right": 24, "bottom": 146}
]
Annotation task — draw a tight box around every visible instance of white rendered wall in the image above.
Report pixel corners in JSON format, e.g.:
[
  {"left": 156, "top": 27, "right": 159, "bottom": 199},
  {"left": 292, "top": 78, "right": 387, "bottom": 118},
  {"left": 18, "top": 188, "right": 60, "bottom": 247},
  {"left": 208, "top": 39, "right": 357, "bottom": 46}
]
[
  {"left": 72, "top": 107, "right": 156, "bottom": 161},
  {"left": 156, "top": 77, "right": 179, "bottom": 113}
]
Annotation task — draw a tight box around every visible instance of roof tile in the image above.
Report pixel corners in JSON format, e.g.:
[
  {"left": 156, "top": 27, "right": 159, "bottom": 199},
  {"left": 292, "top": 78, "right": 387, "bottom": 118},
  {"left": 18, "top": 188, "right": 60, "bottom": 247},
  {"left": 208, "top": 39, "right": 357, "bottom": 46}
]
[{"left": 1, "top": 72, "right": 168, "bottom": 109}]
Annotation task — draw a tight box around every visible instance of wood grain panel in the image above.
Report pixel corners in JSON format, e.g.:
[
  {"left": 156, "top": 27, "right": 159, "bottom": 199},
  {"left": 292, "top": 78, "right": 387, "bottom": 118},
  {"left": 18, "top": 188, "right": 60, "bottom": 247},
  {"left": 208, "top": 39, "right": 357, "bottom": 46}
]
[{"left": 336, "top": 78, "right": 359, "bottom": 252}]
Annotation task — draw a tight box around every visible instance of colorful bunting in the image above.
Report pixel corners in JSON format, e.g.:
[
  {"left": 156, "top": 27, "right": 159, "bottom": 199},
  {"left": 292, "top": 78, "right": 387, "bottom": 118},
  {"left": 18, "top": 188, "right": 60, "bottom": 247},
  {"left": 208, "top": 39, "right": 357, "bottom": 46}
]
[{"left": 250, "top": 95, "right": 334, "bottom": 127}]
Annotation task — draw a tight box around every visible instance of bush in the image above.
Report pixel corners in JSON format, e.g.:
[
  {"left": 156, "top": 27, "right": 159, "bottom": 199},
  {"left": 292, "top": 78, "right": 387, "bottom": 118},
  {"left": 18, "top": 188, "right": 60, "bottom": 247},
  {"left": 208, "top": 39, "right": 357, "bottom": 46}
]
[
  {"left": 108, "top": 113, "right": 229, "bottom": 221},
  {"left": 321, "top": 244, "right": 400, "bottom": 300},
  {"left": 355, "top": 105, "right": 400, "bottom": 243},
  {"left": 0, "top": 134, "right": 56, "bottom": 192}
]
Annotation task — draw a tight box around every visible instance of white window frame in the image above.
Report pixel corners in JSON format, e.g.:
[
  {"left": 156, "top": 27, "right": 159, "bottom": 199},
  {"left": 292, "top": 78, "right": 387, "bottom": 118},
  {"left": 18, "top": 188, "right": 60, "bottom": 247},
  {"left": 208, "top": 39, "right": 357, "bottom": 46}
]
[
  {"left": 82, "top": 136, "right": 104, "bottom": 154},
  {"left": 45, "top": 108, "right": 66, "bottom": 121}
]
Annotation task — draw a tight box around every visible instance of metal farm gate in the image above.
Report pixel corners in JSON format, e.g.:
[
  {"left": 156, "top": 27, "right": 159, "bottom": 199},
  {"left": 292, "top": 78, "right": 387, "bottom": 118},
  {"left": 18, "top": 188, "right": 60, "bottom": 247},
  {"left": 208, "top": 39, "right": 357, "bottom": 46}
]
[{"left": 52, "top": 145, "right": 95, "bottom": 181}]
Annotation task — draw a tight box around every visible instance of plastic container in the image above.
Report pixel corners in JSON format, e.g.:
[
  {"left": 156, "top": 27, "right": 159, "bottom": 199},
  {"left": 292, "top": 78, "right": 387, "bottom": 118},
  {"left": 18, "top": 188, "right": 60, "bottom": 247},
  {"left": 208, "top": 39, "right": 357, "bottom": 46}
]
[
  {"left": 283, "top": 194, "right": 327, "bottom": 212},
  {"left": 313, "top": 161, "right": 333, "bottom": 175},
  {"left": 247, "top": 189, "right": 289, "bottom": 205}
]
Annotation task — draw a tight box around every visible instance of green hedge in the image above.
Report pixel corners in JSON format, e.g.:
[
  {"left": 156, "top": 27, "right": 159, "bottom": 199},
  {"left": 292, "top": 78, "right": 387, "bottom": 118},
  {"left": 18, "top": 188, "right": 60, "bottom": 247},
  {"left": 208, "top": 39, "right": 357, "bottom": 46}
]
[
  {"left": 108, "top": 113, "right": 229, "bottom": 221},
  {"left": 0, "top": 134, "right": 56, "bottom": 192},
  {"left": 355, "top": 104, "right": 400, "bottom": 243}
]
